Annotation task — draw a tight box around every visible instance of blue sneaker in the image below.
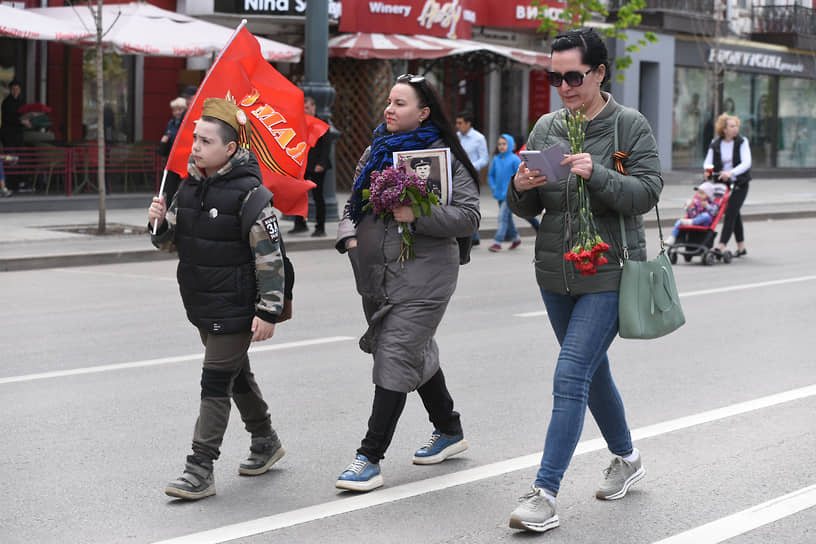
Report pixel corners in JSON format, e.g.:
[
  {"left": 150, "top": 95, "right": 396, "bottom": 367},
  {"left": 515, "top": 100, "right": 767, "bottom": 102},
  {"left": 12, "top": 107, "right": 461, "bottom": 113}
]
[
  {"left": 335, "top": 454, "right": 384, "bottom": 492},
  {"left": 412, "top": 430, "right": 469, "bottom": 465}
]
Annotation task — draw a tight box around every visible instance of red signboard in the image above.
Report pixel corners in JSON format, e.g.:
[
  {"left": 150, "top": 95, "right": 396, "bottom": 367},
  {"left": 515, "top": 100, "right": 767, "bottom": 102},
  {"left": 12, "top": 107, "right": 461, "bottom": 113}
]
[
  {"left": 529, "top": 69, "right": 551, "bottom": 122},
  {"left": 338, "top": 0, "right": 565, "bottom": 38},
  {"left": 339, "top": 0, "right": 479, "bottom": 39},
  {"left": 474, "top": 0, "right": 564, "bottom": 29}
]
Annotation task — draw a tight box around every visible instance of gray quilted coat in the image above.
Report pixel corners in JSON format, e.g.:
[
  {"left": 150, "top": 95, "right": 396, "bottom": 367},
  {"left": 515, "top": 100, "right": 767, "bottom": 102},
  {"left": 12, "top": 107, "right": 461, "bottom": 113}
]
[
  {"left": 508, "top": 93, "right": 663, "bottom": 295},
  {"left": 336, "top": 139, "right": 480, "bottom": 392}
]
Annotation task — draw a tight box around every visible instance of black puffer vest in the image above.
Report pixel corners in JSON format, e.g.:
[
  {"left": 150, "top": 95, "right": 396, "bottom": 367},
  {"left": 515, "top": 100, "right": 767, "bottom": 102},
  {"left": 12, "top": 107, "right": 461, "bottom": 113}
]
[
  {"left": 174, "top": 155, "right": 263, "bottom": 334},
  {"left": 710, "top": 135, "right": 751, "bottom": 187}
]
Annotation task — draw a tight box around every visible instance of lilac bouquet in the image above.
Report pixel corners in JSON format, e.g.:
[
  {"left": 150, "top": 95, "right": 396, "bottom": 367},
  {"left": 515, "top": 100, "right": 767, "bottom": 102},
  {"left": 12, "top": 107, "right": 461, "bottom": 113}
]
[{"left": 362, "top": 160, "right": 440, "bottom": 262}]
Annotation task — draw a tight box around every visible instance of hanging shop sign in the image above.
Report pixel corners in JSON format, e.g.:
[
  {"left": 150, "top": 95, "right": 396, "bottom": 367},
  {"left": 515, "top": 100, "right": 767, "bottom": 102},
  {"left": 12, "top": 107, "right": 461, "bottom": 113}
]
[
  {"left": 214, "top": 0, "right": 341, "bottom": 18},
  {"left": 472, "top": 0, "right": 563, "bottom": 29},
  {"left": 338, "top": 0, "right": 478, "bottom": 39}
]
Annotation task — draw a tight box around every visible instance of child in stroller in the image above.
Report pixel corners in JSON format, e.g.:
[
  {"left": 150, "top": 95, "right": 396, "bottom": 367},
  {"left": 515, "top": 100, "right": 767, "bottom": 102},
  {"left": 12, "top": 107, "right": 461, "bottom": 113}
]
[{"left": 666, "top": 180, "right": 731, "bottom": 265}]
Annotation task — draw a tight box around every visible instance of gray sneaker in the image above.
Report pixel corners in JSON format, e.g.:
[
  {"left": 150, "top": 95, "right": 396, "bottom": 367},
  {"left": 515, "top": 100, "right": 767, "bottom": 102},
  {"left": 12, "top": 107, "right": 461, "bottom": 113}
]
[
  {"left": 509, "top": 486, "right": 559, "bottom": 533},
  {"left": 595, "top": 454, "right": 645, "bottom": 500},
  {"left": 165, "top": 456, "right": 215, "bottom": 500},
  {"left": 238, "top": 435, "right": 285, "bottom": 476}
]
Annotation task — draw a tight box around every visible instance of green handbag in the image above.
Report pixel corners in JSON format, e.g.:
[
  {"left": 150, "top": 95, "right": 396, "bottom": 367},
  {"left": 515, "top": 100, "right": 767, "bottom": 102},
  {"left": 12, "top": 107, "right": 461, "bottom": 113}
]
[
  {"left": 612, "top": 111, "right": 684, "bottom": 339},
  {"left": 617, "top": 210, "right": 685, "bottom": 339}
]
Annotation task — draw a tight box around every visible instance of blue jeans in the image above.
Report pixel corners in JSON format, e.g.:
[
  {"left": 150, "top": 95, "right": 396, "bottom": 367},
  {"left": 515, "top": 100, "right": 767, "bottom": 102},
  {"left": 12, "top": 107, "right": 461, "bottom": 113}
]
[
  {"left": 493, "top": 201, "right": 519, "bottom": 244},
  {"left": 535, "top": 290, "right": 633, "bottom": 495},
  {"left": 671, "top": 212, "right": 712, "bottom": 238}
]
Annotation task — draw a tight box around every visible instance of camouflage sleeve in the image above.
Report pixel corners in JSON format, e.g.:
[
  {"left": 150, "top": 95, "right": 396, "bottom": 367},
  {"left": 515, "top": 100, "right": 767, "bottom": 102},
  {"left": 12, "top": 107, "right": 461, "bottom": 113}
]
[
  {"left": 249, "top": 203, "right": 285, "bottom": 323},
  {"left": 149, "top": 191, "right": 179, "bottom": 252}
]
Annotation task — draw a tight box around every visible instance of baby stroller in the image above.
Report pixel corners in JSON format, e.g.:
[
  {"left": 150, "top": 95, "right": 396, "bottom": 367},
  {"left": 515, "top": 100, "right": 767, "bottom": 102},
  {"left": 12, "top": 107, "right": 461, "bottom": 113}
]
[{"left": 667, "top": 179, "right": 731, "bottom": 266}]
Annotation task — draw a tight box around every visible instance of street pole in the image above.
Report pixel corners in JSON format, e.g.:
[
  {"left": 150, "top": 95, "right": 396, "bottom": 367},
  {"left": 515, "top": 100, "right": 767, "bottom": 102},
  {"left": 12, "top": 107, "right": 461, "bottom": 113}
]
[
  {"left": 95, "top": 0, "right": 106, "bottom": 234},
  {"left": 301, "top": 0, "right": 338, "bottom": 222}
]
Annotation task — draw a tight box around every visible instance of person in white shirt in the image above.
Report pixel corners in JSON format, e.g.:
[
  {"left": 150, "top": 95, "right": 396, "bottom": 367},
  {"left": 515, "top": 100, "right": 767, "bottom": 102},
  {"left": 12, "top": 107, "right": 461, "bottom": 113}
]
[
  {"left": 703, "top": 113, "right": 751, "bottom": 257},
  {"left": 456, "top": 111, "right": 488, "bottom": 244}
]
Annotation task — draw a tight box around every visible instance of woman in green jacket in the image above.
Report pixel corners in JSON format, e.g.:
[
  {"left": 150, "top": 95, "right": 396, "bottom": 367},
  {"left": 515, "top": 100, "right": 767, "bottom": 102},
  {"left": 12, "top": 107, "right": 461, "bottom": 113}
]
[{"left": 507, "top": 28, "right": 663, "bottom": 533}]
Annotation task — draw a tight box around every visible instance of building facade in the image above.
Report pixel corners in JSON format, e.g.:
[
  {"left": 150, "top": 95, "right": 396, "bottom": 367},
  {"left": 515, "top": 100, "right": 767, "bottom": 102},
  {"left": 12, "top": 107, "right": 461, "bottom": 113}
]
[
  {"left": 1, "top": 0, "right": 813, "bottom": 198},
  {"left": 607, "top": 0, "right": 816, "bottom": 171}
]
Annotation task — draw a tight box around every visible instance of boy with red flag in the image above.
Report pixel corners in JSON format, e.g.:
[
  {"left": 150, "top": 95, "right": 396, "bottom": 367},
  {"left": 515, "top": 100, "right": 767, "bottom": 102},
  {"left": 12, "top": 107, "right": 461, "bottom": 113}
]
[
  {"left": 164, "top": 26, "right": 328, "bottom": 218},
  {"left": 148, "top": 98, "right": 293, "bottom": 500}
]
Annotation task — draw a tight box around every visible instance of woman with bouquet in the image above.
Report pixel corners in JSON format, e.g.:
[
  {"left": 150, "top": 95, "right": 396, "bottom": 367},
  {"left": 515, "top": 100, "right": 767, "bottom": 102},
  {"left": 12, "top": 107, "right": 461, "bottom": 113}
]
[
  {"left": 334, "top": 73, "right": 480, "bottom": 492},
  {"left": 506, "top": 28, "right": 663, "bottom": 533}
]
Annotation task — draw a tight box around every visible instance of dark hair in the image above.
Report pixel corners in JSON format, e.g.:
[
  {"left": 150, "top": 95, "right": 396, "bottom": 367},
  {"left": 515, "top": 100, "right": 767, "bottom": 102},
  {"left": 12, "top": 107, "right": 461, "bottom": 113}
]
[
  {"left": 304, "top": 95, "right": 316, "bottom": 106},
  {"left": 456, "top": 111, "right": 474, "bottom": 124},
  {"left": 9, "top": 79, "right": 21, "bottom": 89},
  {"left": 394, "top": 77, "right": 480, "bottom": 188},
  {"left": 551, "top": 27, "right": 610, "bottom": 85},
  {"left": 200, "top": 115, "right": 238, "bottom": 146}
]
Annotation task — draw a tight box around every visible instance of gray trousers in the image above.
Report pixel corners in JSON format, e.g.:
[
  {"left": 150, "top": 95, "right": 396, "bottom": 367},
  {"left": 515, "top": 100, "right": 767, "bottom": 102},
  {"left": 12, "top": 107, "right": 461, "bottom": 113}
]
[{"left": 191, "top": 329, "right": 274, "bottom": 462}]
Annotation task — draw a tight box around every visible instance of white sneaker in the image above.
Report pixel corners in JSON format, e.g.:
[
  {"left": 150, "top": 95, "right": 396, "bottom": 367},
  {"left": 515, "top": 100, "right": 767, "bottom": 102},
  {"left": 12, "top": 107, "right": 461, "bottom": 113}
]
[
  {"left": 509, "top": 486, "right": 559, "bottom": 533},
  {"left": 596, "top": 454, "right": 645, "bottom": 500}
]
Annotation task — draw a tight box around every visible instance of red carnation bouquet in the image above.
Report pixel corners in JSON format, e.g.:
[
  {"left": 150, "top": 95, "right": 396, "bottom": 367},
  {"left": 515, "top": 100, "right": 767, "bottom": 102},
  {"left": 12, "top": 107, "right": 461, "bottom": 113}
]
[
  {"left": 362, "top": 159, "right": 439, "bottom": 262},
  {"left": 563, "top": 106, "right": 610, "bottom": 276}
]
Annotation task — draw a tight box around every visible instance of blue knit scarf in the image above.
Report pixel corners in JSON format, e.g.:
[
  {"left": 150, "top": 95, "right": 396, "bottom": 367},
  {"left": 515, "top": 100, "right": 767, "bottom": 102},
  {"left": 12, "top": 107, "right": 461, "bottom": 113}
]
[{"left": 349, "top": 123, "right": 441, "bottom": 224}]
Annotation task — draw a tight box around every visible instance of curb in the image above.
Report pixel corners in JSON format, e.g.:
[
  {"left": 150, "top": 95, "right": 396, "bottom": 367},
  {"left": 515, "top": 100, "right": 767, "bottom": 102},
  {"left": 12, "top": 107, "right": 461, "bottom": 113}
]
[{"left": 2, "top": 209, "right": 814, "bottom": 272}]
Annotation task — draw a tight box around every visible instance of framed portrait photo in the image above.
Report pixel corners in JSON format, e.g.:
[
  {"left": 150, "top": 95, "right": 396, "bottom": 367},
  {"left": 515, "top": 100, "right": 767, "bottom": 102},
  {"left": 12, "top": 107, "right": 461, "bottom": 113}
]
[{"left": 392, "top": 147, "right": 453, "bottom": 205}]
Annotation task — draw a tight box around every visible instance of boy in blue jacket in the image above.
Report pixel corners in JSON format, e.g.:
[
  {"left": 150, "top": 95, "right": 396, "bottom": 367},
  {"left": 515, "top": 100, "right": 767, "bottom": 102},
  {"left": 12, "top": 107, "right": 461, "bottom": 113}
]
[{"left": 488, "top": 133, "right": 522, "bottom": 252}]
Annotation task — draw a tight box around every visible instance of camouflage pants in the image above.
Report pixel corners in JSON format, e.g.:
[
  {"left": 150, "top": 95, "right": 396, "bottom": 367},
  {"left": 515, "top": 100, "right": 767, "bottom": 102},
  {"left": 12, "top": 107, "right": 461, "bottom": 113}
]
[{"left": 191, "top": 329, "right": 274, "bottom": 462}]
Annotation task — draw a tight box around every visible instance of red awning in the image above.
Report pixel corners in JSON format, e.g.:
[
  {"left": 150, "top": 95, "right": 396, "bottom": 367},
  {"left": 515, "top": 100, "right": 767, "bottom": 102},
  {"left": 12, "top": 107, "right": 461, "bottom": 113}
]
[{"left": 328, "top": 33, "right": 550, "bottom": 68}]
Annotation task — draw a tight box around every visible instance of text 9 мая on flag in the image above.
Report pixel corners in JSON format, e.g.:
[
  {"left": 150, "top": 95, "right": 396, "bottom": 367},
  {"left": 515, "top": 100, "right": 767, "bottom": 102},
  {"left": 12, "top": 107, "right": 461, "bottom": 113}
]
[{"left": 166, "top": 26, "right": 329, "bottom": 217}]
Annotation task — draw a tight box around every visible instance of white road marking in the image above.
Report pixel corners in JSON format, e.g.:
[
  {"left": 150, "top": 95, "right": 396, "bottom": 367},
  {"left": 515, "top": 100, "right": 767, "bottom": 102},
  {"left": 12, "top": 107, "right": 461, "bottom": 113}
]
[
  {"left": 152, "top": 384, "right": 816, "bottom": 544},
  {"left": 513, "top": 275, "right": 816, "bottom": 317},
  {"left": 651, "top": 484, "right": 816, "bottom": 544},
  {"left": 679, "top": 275, "right": 816, "bottom": 298},
  {"left": 513, "top": 310, "right": 547, "bottom": 317},
  {"left": 0, "top": 336, "right": 354, "bottom": 385}
]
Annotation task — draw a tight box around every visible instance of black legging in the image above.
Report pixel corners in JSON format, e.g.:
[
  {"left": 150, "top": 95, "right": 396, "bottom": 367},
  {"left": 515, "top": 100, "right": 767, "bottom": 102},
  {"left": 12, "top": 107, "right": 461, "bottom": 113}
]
[
  {"left": 719, "top": 183, "right": 749, "bottom": 245},
  {"left": 357, "top": 369, "right": 462, "bottom": 463}
]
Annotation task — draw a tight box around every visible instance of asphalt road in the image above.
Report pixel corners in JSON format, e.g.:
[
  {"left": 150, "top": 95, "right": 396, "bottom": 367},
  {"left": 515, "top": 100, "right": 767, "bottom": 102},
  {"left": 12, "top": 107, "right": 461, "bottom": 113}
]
[{"left": 1, "top": 218, "right": 814, "bottom": 544}]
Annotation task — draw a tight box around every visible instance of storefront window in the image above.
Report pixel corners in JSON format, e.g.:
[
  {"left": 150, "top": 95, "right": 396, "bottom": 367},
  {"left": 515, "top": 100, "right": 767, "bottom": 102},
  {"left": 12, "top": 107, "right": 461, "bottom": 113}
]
[
  {"left": 673, "top": 67, "right": 713, "bottom": 168},
  {"left": 82, "top": 50, "right": 133, "bottom": 143},
  {"left": 723, "top": 71, "right": 773, "bottom": 168},
  {"left": 777, "top": 76, "right": 816, "bottom": 168}
]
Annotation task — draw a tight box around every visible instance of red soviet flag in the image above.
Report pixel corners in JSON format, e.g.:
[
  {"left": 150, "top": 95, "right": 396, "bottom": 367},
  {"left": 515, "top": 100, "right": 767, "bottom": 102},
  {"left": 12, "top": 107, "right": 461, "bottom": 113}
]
[{"left": 166, "top": 26, "right": 328, "bottom": 217}]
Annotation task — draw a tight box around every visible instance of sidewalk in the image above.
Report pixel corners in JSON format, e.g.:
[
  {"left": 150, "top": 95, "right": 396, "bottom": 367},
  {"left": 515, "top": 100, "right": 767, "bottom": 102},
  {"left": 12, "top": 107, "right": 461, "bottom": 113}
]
[{"left": 1, "top": 173, "right": 814, "bottom": 271}]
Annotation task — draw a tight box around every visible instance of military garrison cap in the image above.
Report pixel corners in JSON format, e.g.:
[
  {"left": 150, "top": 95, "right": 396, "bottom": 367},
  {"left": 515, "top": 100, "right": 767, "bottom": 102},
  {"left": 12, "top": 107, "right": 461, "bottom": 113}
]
[{"left": 201, "top": 98, "right": 250, "bottom": 149}]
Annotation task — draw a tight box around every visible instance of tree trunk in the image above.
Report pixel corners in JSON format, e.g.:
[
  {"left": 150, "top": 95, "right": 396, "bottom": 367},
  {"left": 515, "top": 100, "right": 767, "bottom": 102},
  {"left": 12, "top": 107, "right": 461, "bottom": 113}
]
[{"left": 95, "top": 0, "right": 106, "bottom": 234}]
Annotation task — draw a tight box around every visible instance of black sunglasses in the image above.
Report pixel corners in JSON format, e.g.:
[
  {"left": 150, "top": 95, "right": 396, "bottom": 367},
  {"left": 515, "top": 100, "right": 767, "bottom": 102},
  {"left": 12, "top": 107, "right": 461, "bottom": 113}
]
[
  {"left": 546, "top": 68, "right": 594, "bottom": 88},
  {"left": 396, "top": 73, "right": 426, "bottom": 83}
]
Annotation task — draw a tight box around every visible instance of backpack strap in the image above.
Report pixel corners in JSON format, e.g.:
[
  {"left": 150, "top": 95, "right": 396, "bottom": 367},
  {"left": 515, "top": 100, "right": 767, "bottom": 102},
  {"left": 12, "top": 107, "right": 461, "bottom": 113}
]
[
  {"left": 241, "top": 184, "right": 295, "bottom": 302},
  {"left": 241, "top": 185, "right": 274, "bottom": 239}
]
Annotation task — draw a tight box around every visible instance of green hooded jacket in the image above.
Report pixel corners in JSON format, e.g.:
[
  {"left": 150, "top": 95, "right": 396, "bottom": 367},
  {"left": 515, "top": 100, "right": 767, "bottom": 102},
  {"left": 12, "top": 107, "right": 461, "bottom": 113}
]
[{"left": 508, "top": 93, "right": 663, "bottom": 295}]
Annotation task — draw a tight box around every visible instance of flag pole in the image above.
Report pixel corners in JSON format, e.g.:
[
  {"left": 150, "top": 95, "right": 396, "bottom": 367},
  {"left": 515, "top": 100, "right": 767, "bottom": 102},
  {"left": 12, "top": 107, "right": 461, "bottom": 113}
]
[
  {"left": 152, "top": 169, "right": 168, "bottom": 235},
  {"left": 153, "top": 19, "right": 248, "bottom": 236}
]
